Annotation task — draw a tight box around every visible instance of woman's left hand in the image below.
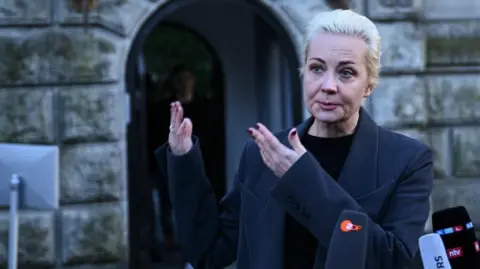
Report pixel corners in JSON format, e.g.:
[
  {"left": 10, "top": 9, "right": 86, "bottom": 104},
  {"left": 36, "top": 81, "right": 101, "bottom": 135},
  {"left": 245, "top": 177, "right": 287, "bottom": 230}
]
[{"left": 248, "top": 123, "right": 307, "bottom": 177}]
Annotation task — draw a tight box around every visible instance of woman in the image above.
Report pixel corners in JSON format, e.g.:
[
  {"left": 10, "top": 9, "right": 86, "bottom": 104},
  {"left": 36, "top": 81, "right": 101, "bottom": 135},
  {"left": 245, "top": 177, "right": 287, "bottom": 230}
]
[{"left": 155, "top": 10, "right": 433, "bottom": 269}]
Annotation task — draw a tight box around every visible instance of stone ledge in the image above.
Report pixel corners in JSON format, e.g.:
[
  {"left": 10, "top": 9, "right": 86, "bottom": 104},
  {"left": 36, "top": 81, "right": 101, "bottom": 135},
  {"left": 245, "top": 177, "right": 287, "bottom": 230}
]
[
  {"left": 367, "top": 0, "right": 422, "bottom": 20},
  {"left": 424, "top": 0, "right": 480, "bottom": 20},
  {"left": 0, "top": 210, "right": 55, "bottom": 268}
]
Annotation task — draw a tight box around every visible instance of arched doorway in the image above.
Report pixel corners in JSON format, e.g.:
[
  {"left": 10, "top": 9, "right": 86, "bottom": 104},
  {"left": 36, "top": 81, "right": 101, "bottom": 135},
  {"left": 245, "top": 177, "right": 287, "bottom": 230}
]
[{"left": 125, "top": 0, "right": 302, "bottom": 268}]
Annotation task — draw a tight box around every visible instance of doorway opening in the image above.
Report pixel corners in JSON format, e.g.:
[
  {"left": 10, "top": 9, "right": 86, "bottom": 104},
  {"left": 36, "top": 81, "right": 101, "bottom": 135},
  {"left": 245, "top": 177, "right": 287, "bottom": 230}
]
[
  {"left": 143, "top": 22, "right": 226, "bottom": 264},
  {"left": 125, "top": 0, "right": 302, "bottom": 268}
]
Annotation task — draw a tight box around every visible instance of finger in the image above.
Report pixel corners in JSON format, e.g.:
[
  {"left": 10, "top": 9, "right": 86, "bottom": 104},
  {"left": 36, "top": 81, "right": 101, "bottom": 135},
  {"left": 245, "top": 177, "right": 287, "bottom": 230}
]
[
  {"left": 256, "top": 123, "right": 283, "bottom": 151},
  {"left": 178, "top": 118, "right": 193, "bottom": 137},
  {"left": 169, "top": 102, "right": 176, "bottom": 129},
  {"left": 288, "top": 128, "right": 307, "bottom": 155},
  {"left": 174, "top": 102, "right": 183, "bottom": 129},
  {"left": 248, "top": 127, "right": 270, "bottom": 155}
]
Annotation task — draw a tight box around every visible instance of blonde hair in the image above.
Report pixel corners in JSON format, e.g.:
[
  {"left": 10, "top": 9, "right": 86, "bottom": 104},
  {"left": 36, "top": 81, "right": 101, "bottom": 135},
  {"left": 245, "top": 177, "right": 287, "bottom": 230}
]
[{"left": 300, "top": 9, "right": 381, "bottom": 88}]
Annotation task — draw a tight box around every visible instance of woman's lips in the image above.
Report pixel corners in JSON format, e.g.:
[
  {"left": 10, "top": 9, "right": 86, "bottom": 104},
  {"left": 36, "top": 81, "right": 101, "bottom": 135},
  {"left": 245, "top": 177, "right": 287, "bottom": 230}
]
[{"left": 318, "top": 101, "right": 339, "bottom": 111}]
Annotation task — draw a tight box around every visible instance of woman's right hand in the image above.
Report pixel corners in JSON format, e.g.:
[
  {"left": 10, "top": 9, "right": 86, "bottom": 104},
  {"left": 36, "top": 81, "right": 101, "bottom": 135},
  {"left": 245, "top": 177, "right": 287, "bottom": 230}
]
[{"left": 168, "top": 101, "right": 193, "bottom": 155}]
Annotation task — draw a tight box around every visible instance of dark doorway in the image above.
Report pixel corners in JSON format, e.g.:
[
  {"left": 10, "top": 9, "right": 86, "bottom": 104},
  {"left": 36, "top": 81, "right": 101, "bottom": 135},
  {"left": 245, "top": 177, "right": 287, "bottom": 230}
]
[
  {"left": 125, "top": 1, "right": 302, "bottom": 269},
  {"left": 142, "top": 22, "right": 226, "bottom": 265}
]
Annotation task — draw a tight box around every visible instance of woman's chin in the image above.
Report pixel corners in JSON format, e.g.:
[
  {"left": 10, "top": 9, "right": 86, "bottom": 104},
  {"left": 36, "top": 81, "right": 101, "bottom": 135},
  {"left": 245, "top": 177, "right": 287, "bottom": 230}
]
[{"left": 313, "top": 112, "right": 341, "bottom": 123}]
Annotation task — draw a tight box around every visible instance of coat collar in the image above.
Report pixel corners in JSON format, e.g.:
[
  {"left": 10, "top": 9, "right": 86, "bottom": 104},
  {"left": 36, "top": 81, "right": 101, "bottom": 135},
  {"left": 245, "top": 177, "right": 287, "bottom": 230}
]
[{"left": 279, "top": 107, "right": 380, "bottom": 197}]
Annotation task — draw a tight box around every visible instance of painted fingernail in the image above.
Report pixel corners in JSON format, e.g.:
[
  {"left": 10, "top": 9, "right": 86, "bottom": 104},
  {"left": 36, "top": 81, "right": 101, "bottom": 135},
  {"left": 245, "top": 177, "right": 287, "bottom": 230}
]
[
  {"left": 291, "top": 129, "right": 297, "bottom": 136},
  {"left": 255, "top": 123, "right": 260, "bottom": 129},
  {"left": 247, "top": 129, "right": 253, "bottom": 135}
]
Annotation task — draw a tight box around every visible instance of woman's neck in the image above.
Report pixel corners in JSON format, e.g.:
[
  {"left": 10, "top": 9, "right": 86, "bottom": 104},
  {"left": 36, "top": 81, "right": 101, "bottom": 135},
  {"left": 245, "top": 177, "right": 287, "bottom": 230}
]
[{"left": 307, "top": 112, "right": 359, "bottom": 138}]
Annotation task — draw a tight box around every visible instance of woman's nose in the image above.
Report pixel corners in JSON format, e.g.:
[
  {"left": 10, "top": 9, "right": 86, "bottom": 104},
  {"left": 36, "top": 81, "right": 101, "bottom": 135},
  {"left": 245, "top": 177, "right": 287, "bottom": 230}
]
[{"left": 321, "top": 73, "right": 338, "bottom": 94}]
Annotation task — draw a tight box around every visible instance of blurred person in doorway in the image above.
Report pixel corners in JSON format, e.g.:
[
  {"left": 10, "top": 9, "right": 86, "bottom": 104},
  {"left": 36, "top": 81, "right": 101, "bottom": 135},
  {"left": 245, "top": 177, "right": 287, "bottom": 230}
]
[{"left": 147, "top": 64, "right": 221, "bottom": 261}]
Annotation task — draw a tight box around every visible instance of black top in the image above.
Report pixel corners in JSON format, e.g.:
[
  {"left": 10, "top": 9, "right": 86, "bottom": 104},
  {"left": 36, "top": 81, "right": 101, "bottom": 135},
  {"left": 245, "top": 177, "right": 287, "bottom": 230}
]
[{"left": 284, "top": 132, "right": 355, "bottom": 269}]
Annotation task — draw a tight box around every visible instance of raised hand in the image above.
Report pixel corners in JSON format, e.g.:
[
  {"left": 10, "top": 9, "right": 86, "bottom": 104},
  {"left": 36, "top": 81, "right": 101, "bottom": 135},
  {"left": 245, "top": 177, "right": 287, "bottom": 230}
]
[
  {"left": 168, "top": 101, "right": 193, "bottom": 156},
  {"left": 248, "top": 123, "right": 307, "bottom": 177}
]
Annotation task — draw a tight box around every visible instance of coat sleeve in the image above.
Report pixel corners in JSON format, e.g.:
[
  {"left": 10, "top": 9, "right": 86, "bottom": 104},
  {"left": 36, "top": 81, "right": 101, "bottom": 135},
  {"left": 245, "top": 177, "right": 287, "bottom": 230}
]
[
  {"left": 155, "top": 137, "right": 249, "bottom": 269},
  {"left": 270, "top": 146, "right": 434, "bottom": 269}
]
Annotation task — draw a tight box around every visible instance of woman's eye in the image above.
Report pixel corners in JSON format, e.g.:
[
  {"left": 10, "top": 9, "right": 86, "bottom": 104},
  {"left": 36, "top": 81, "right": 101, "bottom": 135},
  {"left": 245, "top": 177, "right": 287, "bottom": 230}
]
[
  {"left": 310, "top": 65, "right": 323, "bottom": 73},
  {"left": 339, "top": 69, "right": 355, "bottom": 78}
]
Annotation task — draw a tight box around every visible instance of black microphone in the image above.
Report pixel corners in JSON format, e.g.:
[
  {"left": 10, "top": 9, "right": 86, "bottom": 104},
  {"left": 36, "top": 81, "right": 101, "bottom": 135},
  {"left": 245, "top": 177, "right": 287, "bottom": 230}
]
[
  {"left": 325, "top": 210, "right": 368, "bottom": 269},
  {"left": 432, "top": 206, "right": 480, "bottom": 268}
]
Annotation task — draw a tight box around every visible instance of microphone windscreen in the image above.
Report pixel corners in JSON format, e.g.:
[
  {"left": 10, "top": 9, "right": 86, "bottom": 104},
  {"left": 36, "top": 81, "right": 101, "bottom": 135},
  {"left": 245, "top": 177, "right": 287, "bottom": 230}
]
[
  {"left": 432, "top": 206, "right": 480, "bottom": 268},
  {"left": 418, "top": 233, "right": 451, "bottom": 269},
  {"left": 325, "top": 210, "right": 368, "bottom": 269}
]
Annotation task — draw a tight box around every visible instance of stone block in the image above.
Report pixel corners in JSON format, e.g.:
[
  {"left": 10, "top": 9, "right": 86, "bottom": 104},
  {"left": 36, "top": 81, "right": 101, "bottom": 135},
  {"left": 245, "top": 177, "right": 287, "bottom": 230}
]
[
  {"left": 371, "top": 75, "right": 426, "bottom": 127},
  {"left": 429, "top": 128, "right": 452, "bottom": 178},
  {"left": 367, "top": 0, "right": 422, "bottom": 20},
  {"left": 424, "top": 0, "right": 480, "bottom": 20},
  {"left": 377, "top": 23, "right": 426, "bottom": 71},
  {"left": 61, "top": 204, "right": 127, "bottom": 265},
  {"left": 60, "top": 85, "right": 125, "bottom": 143},
  {"left": 426, "top": 75, "right": 480, "bottom": 122},
  {"left": 0, "top": 0, "right": 51, "bottom": 24},
  {"left": 452, "top": 127, "right": 480, "bottom": 178},
  {"left": 0, "top": 29, "right": 120, "bottom": 85},
  {"left": 60, "top": 142, "right": 125, "bottom": 204},
  {"left": 0, "top": 210, "right": 55, "bottom": 268},
  {"left": 57, "top": 0, "right": 151, "bottom": 37},
  {"left": 431, "top": 179, "right": 480, "bottom": 227},
  {"left": 278, "top": 0, "right": 364, "bottom": 37},
  {"left": 0, "top": 88, "right": 55, "bottom": 143},
  {"left": 394, "top": 128, "right": 449, "bottom": 178},
  {"left": 426, "top": 21, "right": 480, "bottom": 66},
  {"left": 278, "top": 0, "right": 330, "bottom": 36}
]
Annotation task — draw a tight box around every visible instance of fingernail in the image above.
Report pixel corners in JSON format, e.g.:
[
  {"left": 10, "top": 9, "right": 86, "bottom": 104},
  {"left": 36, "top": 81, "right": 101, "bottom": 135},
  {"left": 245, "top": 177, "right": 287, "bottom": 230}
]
[
  {"left": 247, "top": 129, "right": 253, "bottom": 135},
  {"left": 291, "top": 129, "right": 297, "bottom": 136},
  {"left": 255, "top": 123, "right": 260, "bottom": 129}
]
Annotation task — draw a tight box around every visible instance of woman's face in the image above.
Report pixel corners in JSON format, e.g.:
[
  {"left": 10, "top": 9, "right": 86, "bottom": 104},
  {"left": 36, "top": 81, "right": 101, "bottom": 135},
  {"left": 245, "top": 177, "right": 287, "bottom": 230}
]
[{"left": 303, "top": 32, "right": 373, "bottom": 123}]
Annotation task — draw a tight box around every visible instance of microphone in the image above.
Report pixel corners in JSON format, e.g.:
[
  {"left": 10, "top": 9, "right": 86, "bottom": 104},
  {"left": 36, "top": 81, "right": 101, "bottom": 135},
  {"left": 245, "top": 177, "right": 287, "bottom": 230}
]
[
  {"left": 418, "top": 233, "right": 452, "bottom": 269},
  {"left": 432, "top": 206, "right": 480, "bottom": 268},
  {"left": 325, "top": 210, "right": 368, "bottom": 269}
]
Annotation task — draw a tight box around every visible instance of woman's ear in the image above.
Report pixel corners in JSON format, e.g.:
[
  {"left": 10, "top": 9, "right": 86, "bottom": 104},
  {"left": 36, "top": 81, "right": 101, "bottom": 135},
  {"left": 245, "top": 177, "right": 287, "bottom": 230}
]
[{"left": 363, "top": 85, "right": 374, "bottom": 98}]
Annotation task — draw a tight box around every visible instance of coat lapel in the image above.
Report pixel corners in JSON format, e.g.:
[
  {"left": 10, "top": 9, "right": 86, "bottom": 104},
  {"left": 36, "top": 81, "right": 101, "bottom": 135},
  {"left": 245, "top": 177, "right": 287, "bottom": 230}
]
[{"left": 337, "top": 108, "right": 379, "bottom": 198}]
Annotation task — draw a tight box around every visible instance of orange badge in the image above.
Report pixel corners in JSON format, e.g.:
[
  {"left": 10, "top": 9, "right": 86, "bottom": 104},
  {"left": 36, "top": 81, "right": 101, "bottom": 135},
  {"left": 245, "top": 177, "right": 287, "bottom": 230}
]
[{"left": 340, "top": 220, "right": 362, "bottom": 232}]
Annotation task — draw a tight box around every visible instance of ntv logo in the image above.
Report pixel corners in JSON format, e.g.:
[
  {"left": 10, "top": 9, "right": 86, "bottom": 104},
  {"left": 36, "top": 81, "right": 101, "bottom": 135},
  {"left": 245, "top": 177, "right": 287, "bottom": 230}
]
[{"left": 447, "top": 247, "right": 463, "bottom": 259}]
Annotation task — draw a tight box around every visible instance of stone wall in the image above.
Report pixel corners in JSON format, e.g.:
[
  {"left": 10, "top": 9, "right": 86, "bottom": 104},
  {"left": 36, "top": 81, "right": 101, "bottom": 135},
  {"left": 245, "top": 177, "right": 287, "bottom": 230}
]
[
  {"left": 364, "top": 0, "right": 480, "bottom": 237},
  {"left": 0, "top": 0, "right": 478, "bottom": 268}
]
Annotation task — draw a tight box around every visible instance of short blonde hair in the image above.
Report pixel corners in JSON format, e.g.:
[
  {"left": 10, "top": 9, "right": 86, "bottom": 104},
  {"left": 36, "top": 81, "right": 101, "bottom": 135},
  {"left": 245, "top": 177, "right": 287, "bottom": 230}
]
[{"left": 301, "top": 9, "right": 381, "bottom": 88}]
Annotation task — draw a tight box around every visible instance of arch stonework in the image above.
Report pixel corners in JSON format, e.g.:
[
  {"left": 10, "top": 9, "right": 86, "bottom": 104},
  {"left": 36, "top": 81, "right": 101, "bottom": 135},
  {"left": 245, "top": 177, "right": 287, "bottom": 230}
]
[{"left": 1, "top": 0, "right": 480, "bottom": 268}]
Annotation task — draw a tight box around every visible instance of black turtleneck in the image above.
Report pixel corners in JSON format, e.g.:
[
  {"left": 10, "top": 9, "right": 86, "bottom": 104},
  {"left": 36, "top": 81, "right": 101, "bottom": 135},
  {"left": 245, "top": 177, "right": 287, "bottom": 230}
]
[{"left": 284, "top": 132, "right": 355, "bottom": 269}]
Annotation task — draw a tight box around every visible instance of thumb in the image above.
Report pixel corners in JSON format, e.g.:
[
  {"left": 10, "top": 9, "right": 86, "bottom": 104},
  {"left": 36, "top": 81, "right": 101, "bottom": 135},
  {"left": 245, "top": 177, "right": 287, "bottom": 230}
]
[{"left": 288, "top": 128, "right": 306, "bottom": 155}]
